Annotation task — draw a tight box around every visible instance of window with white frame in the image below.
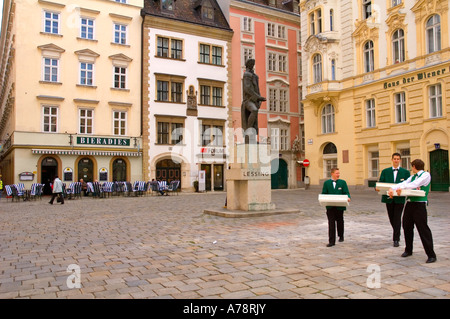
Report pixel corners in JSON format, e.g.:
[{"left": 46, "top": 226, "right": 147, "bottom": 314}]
[
  {"left": 113, "top": 111, "right": 127, "bottom": 136},
  {"left": 80, "top": 62, "right": 94, "bottom": 86},
  {"left": 42, "top": 106, "right": 58, "bottom": 133},
  {"left": 113, "top": 66, "right": 127, "bottom": 89},
  {"left": 313, "top": 54, "right": 322, "bottom": 83},
  {"left": 80, "top": 17, "right": 95, "bottom": 40},
  {"left": 369, "top": 150, "right": 379, "bottom": 178},
  {"left": 268, "top": 84, "right": 288, "bottom": 113},
  {"left": 280, "top": 128, "right": 289, "bottom": 151},
  {"left": 277, "top": 25, "right": 286, "bottom": 39},
  {"left": 429, "top": 84, "right": 442, "bottom": 118},
  {"left": 321, "top": 104, "right": 335, "bottom": 134},
  {"left": 364, "top": 40, "right": 374, "bottom": 72},
  {"left": 43, "top": 58, "right": 59, "bottom": 82},
  {"left": 113, "top": 23, "right": 127, "bottom": 45},
  {"left": 268, "top": 23, "right": 276, "bottom": 37},
  {"left": 426, "top": 15, "right": 441, "bottom": 54},
  {"left": 243, "top": 47, "right": 254, "bottom": 65},
  {"left": 243, "top": 17, "right": 253, "bottom": 32},
  {"left": 79, "top": 109, "right": 93, "bottom": 134},
  {"left": 43, "top": 11, "right": 60, "bottom": 34},
  {"left": 394, "top": 92, "right": 406, "bottom": 123},
  {"left": 267, "top": 52, "right": 286, "bottom": 72},
  {"left": 392, "top": 29, "right": 405, "bottom": 63},
  {"left": 366, "top": 99, "right": 376, "bottom": 128},
  {"left": 270, "top": 128, "right": 280, "bottom": 151},
  {"left": 398, "top": 148, "right": 411, "bottom": 171}
]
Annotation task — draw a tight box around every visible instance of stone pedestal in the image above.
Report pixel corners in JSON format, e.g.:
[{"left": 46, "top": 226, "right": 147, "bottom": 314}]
[{"left": 226, "top": 143, "right": 275, "bottom": 211}]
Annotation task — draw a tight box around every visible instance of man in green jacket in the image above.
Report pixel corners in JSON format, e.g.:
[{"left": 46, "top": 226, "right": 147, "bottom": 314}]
[
  {"left": 376, "top": 152, "right": 410, "bottom": 247},
  {"left": 321, "top": 167, "right": 351, "bottom": 247}
]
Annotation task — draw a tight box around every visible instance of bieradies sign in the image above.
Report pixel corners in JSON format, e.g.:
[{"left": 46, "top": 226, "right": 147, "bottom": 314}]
[{"left": 76, "top": 136, "right": 130, "bottom": 146}]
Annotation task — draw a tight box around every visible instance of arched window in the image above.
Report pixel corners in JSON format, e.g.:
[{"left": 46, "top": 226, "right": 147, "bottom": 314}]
[
  {"left": 426, "top": 15, "right": 441, "bottom": 53},
  {"left": 321, "top": 104, "right": 335, "bottom": 134},
  {"left": 313, "top": 54, "right": 322, "bottom": 83},
  {"left": 112, "top": 158, "right": 127, "bottom": 182},
  {"left": 364, "top": 40, "right": 374, "bottom": 72},
  {"left": 392, "top": 29, "right": 405, "bottom": 63}
]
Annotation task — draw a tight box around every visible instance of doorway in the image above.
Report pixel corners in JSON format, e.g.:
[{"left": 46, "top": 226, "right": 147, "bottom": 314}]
[
  {"left": 112, "top": 158, "right": 127, "bottom": 181},
  {"left": 271, "top": 158, "right": 288, "bottom": 189},
  {"left": 78, "top": 157, "right": 94, "bottom": 182},
  {"left": 156, "top": 159, "right": 181, "bottom": 183},
  {"left": 41, "top": 156, "right": 58, "bottom": 195},
  {"left": 430, "top": 149, "right": 449, "bottom": 191}
]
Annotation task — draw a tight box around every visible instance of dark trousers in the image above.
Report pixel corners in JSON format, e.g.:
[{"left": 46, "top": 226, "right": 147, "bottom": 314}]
[
  {"left": 386, "top": 202, "right": 404, "bottom": 242},
  {"left": 403, "top": 202, "right": 436, "bottom": 258},
  {"left": 326, "top": 207, "right": 344, "bottom": 244},
  {"left": 49, "top": 192, "right": 64, "bottom": 204}
]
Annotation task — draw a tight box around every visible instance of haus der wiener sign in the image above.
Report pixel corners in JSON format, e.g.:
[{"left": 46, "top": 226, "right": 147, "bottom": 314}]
[
  {"left": 383, "top": 66, "right": 448, "bottom": 89},
  {"left": 77, "top": 136, "right": 130, "bottom": 146}
]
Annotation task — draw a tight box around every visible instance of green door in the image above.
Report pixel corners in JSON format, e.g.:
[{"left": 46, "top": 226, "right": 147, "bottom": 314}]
[
  {"left": 430, "top": 149, "right": 449, "bottom": 191},
  {"left": 271, "top": 159, "right": 288, "bottom": 189}
]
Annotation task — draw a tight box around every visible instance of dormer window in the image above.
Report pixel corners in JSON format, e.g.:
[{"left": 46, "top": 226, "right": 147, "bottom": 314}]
[
  {"left": 162, "top": 0, "right": 175, "bottom": 11},
  {"left": 202, "top": 1, "right": 214, "bottom": 21}
]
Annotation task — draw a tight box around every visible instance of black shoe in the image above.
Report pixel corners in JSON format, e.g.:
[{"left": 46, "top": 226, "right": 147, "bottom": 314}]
[
  {"left": 426, "top": 257, "right": 437, "bottom": 263},
  {"left": 326, "top": 243, "right": 335, "bottom": 247},
  {"left": 48, "top": 201, "right": 53, "bottom": 205},
  {"left": 338, "top": 237, "right": 344, "bottom": 242},
  {"left": 401, "top": 251, "right": 412, "bottom": 257},
  {"left": 393, "top": 241, "right": 399, "bottom": 247}
]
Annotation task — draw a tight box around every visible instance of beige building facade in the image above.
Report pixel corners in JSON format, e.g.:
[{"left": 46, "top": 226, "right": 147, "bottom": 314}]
[
  {"left": 0, "top": 0, "right": 143, "bottom": 192},
  {"left": 300, "top": 0, "right": 450, "bottom": 191}
]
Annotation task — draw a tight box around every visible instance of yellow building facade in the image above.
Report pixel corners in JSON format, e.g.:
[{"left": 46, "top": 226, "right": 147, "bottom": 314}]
[
  {"left": 300, "top": 0, "right": 449, "bottom": 191},
  {"left": 0, "top": 0, "right": 143, "bottom": 191}
]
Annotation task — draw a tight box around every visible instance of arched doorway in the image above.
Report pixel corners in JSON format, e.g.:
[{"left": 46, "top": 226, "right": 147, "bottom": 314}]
[
  {"left": 112, "top": 158, "right": 127, "bottom": 181},
  {"left": 78, "top": 157, "right": 94, "bottom": 182},
  {"left": 271, "top": 158, "right": 288, "bottom": 189},
  {"left": 41, "top": 156, "right": 58, "bottom": 195},
  {"left": 156, "top": 159, "right": 181, "bottom": 183},
  {"left": 323, "top": 142, "right": 337, "bottom": 178}
]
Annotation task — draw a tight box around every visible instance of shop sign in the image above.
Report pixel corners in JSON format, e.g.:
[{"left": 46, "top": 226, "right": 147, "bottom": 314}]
[
  {"left": 383, "top": 67, "right": 448, "bottom": 89},
  {"left": 77, "top": 137, "right": 130, "bottom": 146}
]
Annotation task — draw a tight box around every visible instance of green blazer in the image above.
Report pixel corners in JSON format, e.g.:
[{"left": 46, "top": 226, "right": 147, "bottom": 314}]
[
  {"left": 378, "top": 167, "right": 410, "bottom": 204},
  {"left": 321, "top": 179, "right": 351, "bottom": 211}
]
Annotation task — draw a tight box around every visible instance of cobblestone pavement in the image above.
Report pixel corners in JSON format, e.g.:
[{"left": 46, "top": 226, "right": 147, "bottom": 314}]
[{"left": 0, "top": 188, "right": 449, "bottom": 299}]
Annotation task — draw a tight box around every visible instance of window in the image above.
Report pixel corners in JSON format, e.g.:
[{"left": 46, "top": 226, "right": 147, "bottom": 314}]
[
  {"left": 161, "top": 0, "right": 175, "bottom": 11},
  {"left": 43, "top": 11, "right": 60, "bottom": 34},
  {"left": 310, "top": 12, "right": 315, "bottom": 35},
  {"left": 309, "top": 8, "right": 322, "bottom": 35},
  {"left": 79, "top": 109, "right": 93, "bottom": 134},
  {"left": 243, "top": 48, "right": 254, "bottom": 64},
  {"left": 157, "top": 122, "right": 169, "bottom": 144},
  {"left": 270, "top": 128, "right": 280, "bottom": 151},
  {"left": 113, "top": 66, "right": 127, "bottom": 89},
  {"left": 369, "top": 151, "right": 379, "bottom": 178},
  {"left": 399, "top": 148, "right": 411, "bottom": 171},
  {"left": 199, "top": 80, "right": 224, "bottom": 106},
  {"left": 330, "top": 9, "right": 334, "bottom": 31},
  {"left": 43, "top": 58, "right": 59, "bottom": 82},
  {"left": 366, "top": 99, "right": 376, "bottom": 128},
  {"left": 317, "top": 9, "right": 322, "bottom": 33},
  {"left": 156, "top": 120, "right": 184, "bottom": 145},
  {"left": 156, "top": 36, "right": 183, "bottom": 59},
  {"left": 313, "top": 54, "right": 322, "bottom": 83},
  {"left": 113, "top": 23, "right": 127, "bottom": 45},
  {"left": 429, "top": 84, "right": 442, "bottom": 118},
  {"left": 323, "top": 142, "right": 338, "bottom": 178},
  {"left": 331, "top": 59, "right": 336, "bottom": 80},
  {"left": 201, "top": 124, "right": 223, "bottom": 146},
  {"left": 268, "top": 85, "right": 288, "bottom": 113},
  {"left": 392, "top": 29, "right": 405, "bottom": 63},
  {"left": 278, "top": 25, "right": 286, "bottom": 39},
  {"left": 202, "top": 1, "right": 214, "bottom": 20},
  {"left": 321, "top": 104, "right": 335, "bottom": 134},
  {"left": 364, "top": 40, "right": 374, "bottom": 72},
  {"left": 42, "top": 106, "right": 58, "bottom": 133},
  {"left": 363, "top": 0, "right": 372, "bottom": 19},
  {"left": 268, "top": 23, "right": 276, "bottom": 37},
  {"left": 113, "top": 111, "right": 127, "bottom": 136},
  {"left": 243, "top": 17, "right": 253, "bottom": 32},
  {"left": 212, "top": 87, "right": 223, "bottom": 106},
  {"left": 392, "top": 0, "right": 402, "bottom": 7},
  {"left": 394, "top": 92, "right": 406, "bottom": 123},
  {"left": 199, "top": 44, "right": 222, "bottom": 65},
  {"left": 426, "top": 15, "right": 441, "bottom": 54},
  {"left": 268, "top": 52, "right": 287, "bottom": 73},
  {"left": 80, "top": 62, "right": 94, "bottom": 86},
  {"left": 80, "top": 17, "right": 94, "bottom": 40},
  {"left": 280, "top": 128, "right": 289, "bottom": 151},
  {"left": 156, "top": 75, "right": 184, "bottom": 103}
]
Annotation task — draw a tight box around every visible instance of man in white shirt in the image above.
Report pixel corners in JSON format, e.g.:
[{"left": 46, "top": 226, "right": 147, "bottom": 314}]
[{"left": 388, "top": 159, "right": 436, "bottom": 263}]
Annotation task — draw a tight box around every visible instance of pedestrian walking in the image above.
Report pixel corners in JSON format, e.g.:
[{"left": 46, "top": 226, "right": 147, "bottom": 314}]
[
  {"left": 321, "top": 167, "right": 351, "bottom": 247},
  {"left": 49, "top": 176, "right": 64, "bottom": 205},
  {"left": 388, "top": 159, "right": 437, "bottom": 263},
  {"left": 376, "top": 152, "right": 410, "bottom": 247}
]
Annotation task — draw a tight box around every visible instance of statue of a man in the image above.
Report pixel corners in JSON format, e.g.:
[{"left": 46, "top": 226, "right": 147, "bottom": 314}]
[{"left": 241, "top": 59, "right": 266, "bottom": 139}]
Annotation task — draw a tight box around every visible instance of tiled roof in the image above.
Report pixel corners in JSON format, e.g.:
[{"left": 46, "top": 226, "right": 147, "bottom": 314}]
[
  {"left": 235, "top": 0, "right": 299, "bottom": 14},
  {"left": 142, "top": 0, "right": 232, "bottom": 31}
]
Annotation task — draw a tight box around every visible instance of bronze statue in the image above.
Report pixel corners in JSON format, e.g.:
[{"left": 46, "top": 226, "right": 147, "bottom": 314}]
[{"left": 241, "top": 59, "right": 266, "bottom": 142}]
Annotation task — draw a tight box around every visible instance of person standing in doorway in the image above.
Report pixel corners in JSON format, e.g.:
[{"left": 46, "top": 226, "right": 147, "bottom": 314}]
[
  {"left": 321, "top": 167, "right": 351, "bottom": 247},
  {"left": 388, "top": 159, "right": 437, "bottom": 263},
  {"left": 49, "top": 176, "right": 64, "bottom": 205},
  {"left": 376, "top": 152, "right": 410, "bottom": 247}
]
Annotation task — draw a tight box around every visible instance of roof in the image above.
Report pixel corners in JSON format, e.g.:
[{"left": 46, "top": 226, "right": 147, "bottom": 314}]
[
  {"left": 141, "top": 0, "right": 232, "bottom": 32},
  {"left": 235, "top": 0, "right": 299, "bottom": 14}
]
